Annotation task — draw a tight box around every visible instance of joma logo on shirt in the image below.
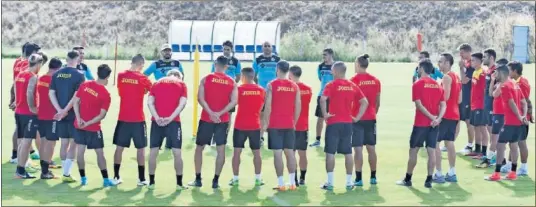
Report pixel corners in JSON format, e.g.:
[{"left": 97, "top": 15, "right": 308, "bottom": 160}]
[
  {"left": 160, "top": 79, "right": 178, "bottom": 84},
  {"left": 337, "top": 86, "right": 353, "bottom": 91},
  {"left": 84, "top": 87, "right": 98, "bottom": 97},
  {"left": 277, "top": 86, "right": 295, "bottom": 92},
  {"left": 359, "top": 80, "right": 376, "bottom": 86},
  {"left": 212, "top": 78, "right": 229, "bottom": 85},
  {"left": 15, "top": 78, "right": 26, "bottom": 82},
  {"left": 424, "top": 83, "right": 440, "bottom": 88},
  {"left": 301, "top": 90, "right": 311, "bottom": 95},
  {"left": 57, "top": 73, "right": 72, "bottom": 78},
  {"left": 121, "top": 78, "right": 139, "bottom": 84},
  {"left": 37, "top": 81, "right": 49, "bottom": 87},
  {"left": 242, "top": 90, "right": 260, "bottom": 96}
]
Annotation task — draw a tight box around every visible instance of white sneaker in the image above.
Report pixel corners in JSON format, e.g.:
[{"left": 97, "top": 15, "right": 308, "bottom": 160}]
[
  {"left": 517, "top": 167, "right": 529, "bottom": 176},
  {"left": 113, "top": 178, "right": 123, "bottom": 185},
  {"left": 9, "top": 158, "right": 17, "bottom": 164},
  {"left": 500, "top": 163, "right": 512, "bottom": 173},
  {"left": 137, "top": 180, "right": 149, "bottom": 186},
  {"left": 440, "top": 146, "right": 447, "bottom": 152}
]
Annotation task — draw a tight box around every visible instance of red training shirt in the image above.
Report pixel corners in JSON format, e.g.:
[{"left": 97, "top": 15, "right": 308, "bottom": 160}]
[
  {"left": 117, "top": 70, "right": 152, "bottom": 122},
  {"left": 295, "top": 82, "right": 313, "bottom": 131},
  {"left": 322, "top": 79, "right": 365, "bottom": 125},
  {"left": 471, "top": 67, "right": 487, "bottom": 110},
  {"left": 443, "top": 71, "right": 462, "bottom": 120},
  {"left": 234, "top": 83, "right": 265, "bottom": 130},
  {"left": 13, "top": 58, "right": 27, "bottom": 80},
  {"left": 501, "top": 80, "right": 524, "bottom": 126},
  {"left": 37, "top": 74, "right": 56, "bottom": 120},
  {"left": 268, "top": 79, "right": 299, "bottom": 129},
  {"left": 412, "top": 77, "right": 445, "bottom": 127},
  {"left": 350, "top": 73, "right": 381, "bottom": 120},
  {"left": 516, "top": 77, "right": 531, "bottom": 120},
  {"left": 149, "top": 77, "right": 188, "bottom": 122},
  {"left": 15, "top": 71, "right": 37, "bottom": 115},
  {"left": 74, "top": 81, "right": 111, "bottom": 132},
  {"left": 200, "top": 72, "right": 235, "bottom": 123}
]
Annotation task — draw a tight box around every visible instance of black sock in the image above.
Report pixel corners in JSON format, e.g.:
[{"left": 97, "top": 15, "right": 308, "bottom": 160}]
[
  {"left": 149, "top": 174, "right": 155, "bottom": 185},
  {"left": 195, "top": 173, "right": 201, "bottom": 181},
  {"left": 495, "top": 164, "right": 502, "bottom": 172},
  {"left": 213, "top": 174, "right": 220, "bottom": 182},
  {"left": 40, "top": 160, "right": 49, "bottom": 174},
  {"left": 482, "top": 146, "right": 487, "bottom": 157},
  {"left": 79, "top": 169, "right": 86, "bottom": 177},
  {"left": 371, "top": 170, "right": 377, "bottom": 179},
  {"left": 502, "top": 159, "right": 507, "bottom": 165},
  {"left": 17, "top": 166, "right": 25, "bottom": 174},
  {"left": 300, "top": 170, "right": 306, "bottom": 180},
  {"left": 138, "top": 165, "right": 145, "bottom": 181},
  {"left": 101, "top": 169, "right": 108, "bottom": 179},
  {"left": 404, "top": 173, "right": 412, "bottom": 182},
  {"left": 30, "top": 150, "right": 35, "bottom": 155},
  {"left": 177, "top": 175, "right": 183, "bottom": 186},
  {"left": 261, "top": 137, "right": 265, "bottom": 141},
  {"left": 11, "top": 150, "right": 17, "bottom": 159},
  {"left": 512, "top": 163, "right": 518, "bottom": 172},
  {"left": 316, "top": 136, "right": 321, "bottom": 141},
  {"left": 475, "top": 144, "right": 481, "bottom": 153},
  {"left": 295, "top": 171, "right": 299, "bottom": 183},
  {"left": 113, "top": 163, "right": 120, "bottom": 179},
  {"left": 425, "top": 175, "right": 432, "bottom": 182},
  {"left": 356, "top": 171, "right": 362, "bottom": 182}
]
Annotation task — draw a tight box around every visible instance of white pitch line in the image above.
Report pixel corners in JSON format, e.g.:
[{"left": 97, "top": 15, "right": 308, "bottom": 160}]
[{"left": 207, "top": 146, "right": 292, "bottom": 206}]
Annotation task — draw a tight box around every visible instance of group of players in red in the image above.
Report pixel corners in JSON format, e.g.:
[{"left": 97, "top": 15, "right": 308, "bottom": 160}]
[{"left": 10, "top": 41, "right": 532, "bottom": 191}]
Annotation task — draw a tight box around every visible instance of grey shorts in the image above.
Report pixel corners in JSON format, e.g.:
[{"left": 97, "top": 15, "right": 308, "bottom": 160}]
[
  {"left": 324, "top": 123, "right": 352, "bottom": 155},
  {"left": 268, "top": 128, "right": 295, "bottom": 150}
]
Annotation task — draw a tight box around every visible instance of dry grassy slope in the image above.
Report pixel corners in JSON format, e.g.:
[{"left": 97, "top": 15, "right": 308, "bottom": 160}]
[{"left": 1, "top": 1, "right": 534, "bottom": 49}]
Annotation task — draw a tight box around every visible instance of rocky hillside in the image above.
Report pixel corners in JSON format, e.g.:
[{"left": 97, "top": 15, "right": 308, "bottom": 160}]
[{"left": 1, "top": 1, "right": 534, "bottom": 60}]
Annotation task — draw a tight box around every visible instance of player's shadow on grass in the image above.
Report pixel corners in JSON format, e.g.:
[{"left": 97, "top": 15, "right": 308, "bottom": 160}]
[
  {"left": 137, "top": 189, "right": 182, "bottom": 206},
  {"left": 1, "top": 177, "right": 97, "bottom": 206},
  {"left": 268, "top": 185, "right": 311, "bottom": 206},
  {"left": 227, "top": 186, "right": 262, "bottom": 205},
  {"left": 497, "top": 176, "right": 536, "bottom": 198},
  {"left": 434, "top": 182, "right": 472, "bottom": 204},
  {"left": 408, "top": 186, "right": 450, "bottom": 206},
  {"left": 190, "top": 187, "right": 224, "bottom": 205},
  {"left": 319, "top": 185, "right": 385, "bottom": 206},
  {"left": 99, "top": 185, "right": 145, "bottom": 206}
]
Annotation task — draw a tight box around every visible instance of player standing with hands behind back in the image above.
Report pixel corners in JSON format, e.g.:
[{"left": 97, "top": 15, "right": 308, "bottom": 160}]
[
  {"left": 263, "top": 60, "right": 301, "bottom": 191},
  {"left": 397, "top": 60, "right": 446, "bottom": 188}
]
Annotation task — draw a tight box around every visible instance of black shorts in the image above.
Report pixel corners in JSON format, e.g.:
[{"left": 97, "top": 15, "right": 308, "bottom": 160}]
[
  {"left": 196, "top": 120, "right": 229, "bottom": 146},
  {"left": 113, "top": 121, "right": 147, "bottom": 149},
  {"left": 491, "top": 115, "right": 505, "bottom": 135},
  {"left": 470, "top": 109, "right": 487, "bottom": 126},
  {"left": 56, "top": 119, "right": 76, "bottom": 138},
  {"left": 15, "top": 114, "right": 38, "bottom": 139},
  {"left": 233, "top": 129, "right": 261, "bottom": 150},
  {"left": 267, "top": 128, "right": 295, "bottom": 150},
  {"left": 438, "top": 119, "right": 458, "bottom": 142},
  {"left": 150, "top": 121, "right": 182, "bottom": 149},
  {"left": 351, "top": 120, "right": 377, "bottom": 147},
  {"left": 486, "top": 110, "right": 494, "bottom": 126},
  {"left": 294, "top": 130, "right": 308, "bottom": 151},
  {"left": 409, "top": 126, "right": 439, "bottom": 148},
  {"left": 459, "top": 103, "right": 471, "bottom": 121},
  {"left": 74, "top": 129, "right": 104, "bottom": 149},
  {"left": 315, "top": 96, "right": 330, "bottom": 118},
  {"left": 324, "top": 123, "right": 352, "bottom": 155},
  {"left": 520, "top": 125, "right": 529, "bottom": 141},
  {"left": 38, "top": 119, "right": 57, "bottom": 140},
  {"left": 498, "top": 125, "right": 522, "bottom": 143}
]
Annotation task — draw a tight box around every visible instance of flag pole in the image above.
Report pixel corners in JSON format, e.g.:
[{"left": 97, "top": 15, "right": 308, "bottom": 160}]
[{"left": 192, "top": 40, "right": 200, "bottom": 138}]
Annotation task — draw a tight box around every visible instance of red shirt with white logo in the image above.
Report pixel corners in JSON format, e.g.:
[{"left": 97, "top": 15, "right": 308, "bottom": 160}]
[
  {"left": 117, "top": 70, "right": 152, "bottom": 122},
  {"left": 15, "top": 71, "right": 37, "bottom": 115},
  {"left": 412, "top": 77, "right": 445, "bottom": 127},
  {"left": 350, "top": 73, "right": 381, "bottom": 120},
  {"left": 149, "top": 77, "right": 187, "bottom": 122},
  {"left": 471, "top": 67, "right": 487, "bottom": 110},
  {"left": 74, "top": 81, "right": 111, "bottom": 132},
  {"left": 322, "top": 79, "right": 365, "bottom": 125},
  {"left": 501, "top": 80, "right": 524, "bottom": 126},
  {"left": 268, "top": 79, "right": 299, "bottom": 129},
  {"left": 37, "top": 74, "right": 56, "bottom": 120},
  {"left": 200, "top": 72, "right": 235, "bottom": 123},
  {"left": 234, "top": 83, "right": 265, "bottom": 130},
  {"left": 295, "top": 82, "right": 312, "bottom": 131}
]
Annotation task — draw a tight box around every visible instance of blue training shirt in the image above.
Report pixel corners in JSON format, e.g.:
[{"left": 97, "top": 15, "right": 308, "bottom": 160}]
[
  {"left": 211, "top": 56, "right": 241, "bottom": 81},
  {"left": 253, "top": 54, "right": 280, "bottom": 89},
  {"left": 49, "top": 67, "right": 85, "bottom": 120},
  {"left": 318, "top": 62, "right": 333, "bottom": 96},
  {"left": 413, "top": 66, "right": 444, "bottom": 81},
  {"left": 143, "top": 59, "right": 184, "bottom": 81}
]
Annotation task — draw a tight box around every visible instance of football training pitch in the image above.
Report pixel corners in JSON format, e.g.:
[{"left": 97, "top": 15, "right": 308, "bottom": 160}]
[{"left": 2, "top": 59, "right": 535, "bottom": 206}]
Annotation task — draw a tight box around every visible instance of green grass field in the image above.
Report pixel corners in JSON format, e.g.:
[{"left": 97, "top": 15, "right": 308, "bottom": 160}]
[{"left": 2, "top": 59, "right": 535, "bottom": 206}]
